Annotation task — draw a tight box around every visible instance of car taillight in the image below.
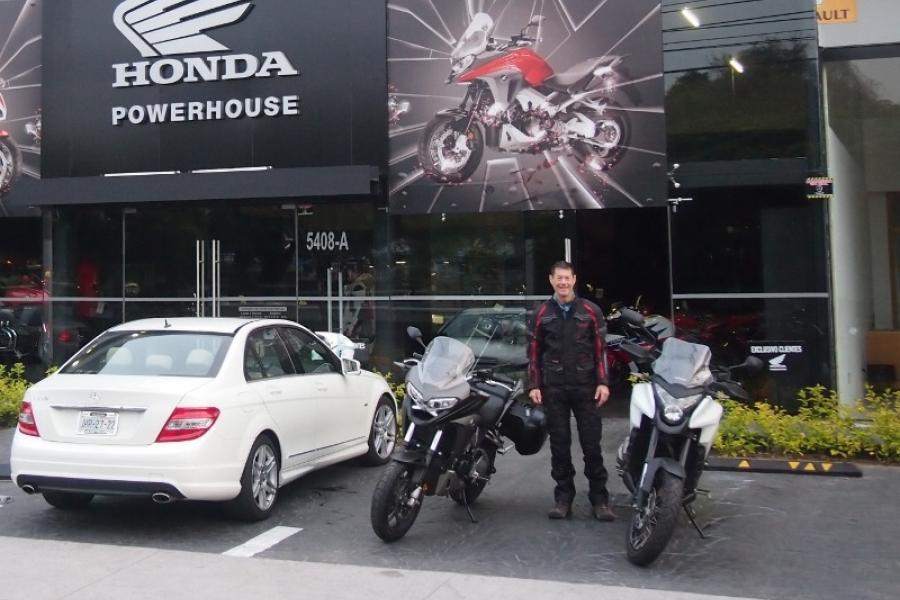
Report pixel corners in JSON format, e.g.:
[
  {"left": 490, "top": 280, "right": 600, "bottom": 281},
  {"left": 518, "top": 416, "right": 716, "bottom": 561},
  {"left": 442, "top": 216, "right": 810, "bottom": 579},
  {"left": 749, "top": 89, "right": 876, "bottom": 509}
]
[
  {"left": 57, "top": 329, "right": 74, "bottom": 344},
  {"left": 18, "top": 401, "right": 40, "bottom": 437},
  {"left": 156, "top": 407, "right": 220, "bottom": 443}
]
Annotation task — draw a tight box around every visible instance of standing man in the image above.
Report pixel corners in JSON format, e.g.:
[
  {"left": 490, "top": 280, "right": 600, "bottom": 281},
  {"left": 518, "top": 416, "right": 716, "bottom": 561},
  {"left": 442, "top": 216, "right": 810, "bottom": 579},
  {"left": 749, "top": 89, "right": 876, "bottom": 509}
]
[{"left": 528, "top": 261, "right": 615, "bottom": 521}]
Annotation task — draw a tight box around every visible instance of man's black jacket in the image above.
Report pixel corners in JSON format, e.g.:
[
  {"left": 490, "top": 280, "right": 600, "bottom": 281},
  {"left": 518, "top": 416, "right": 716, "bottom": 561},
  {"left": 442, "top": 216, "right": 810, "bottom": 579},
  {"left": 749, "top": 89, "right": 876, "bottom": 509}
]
[{"left": 528, "top": 296, "right": 609, "bottom": 390}]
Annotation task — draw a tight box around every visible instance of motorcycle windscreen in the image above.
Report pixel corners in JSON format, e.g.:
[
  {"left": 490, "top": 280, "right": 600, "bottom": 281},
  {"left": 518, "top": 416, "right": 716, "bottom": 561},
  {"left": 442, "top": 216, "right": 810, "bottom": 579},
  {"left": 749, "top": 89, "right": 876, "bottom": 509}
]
[
  {"left": 652, "top": 338, "right": 713, "bottom": 388},
  {"left": 451, "top": 13, "right": 493, "bottom": 60},
  {"left": 418, "top": 336, "right": 475, "bottom": 388}
]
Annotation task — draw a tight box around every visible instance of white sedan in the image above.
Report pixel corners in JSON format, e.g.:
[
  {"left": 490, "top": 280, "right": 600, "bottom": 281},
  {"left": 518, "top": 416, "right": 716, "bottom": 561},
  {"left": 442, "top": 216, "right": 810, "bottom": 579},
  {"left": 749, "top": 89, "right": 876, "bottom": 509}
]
[{"left": 11, "top": 318, "right": 398, "bottom": 520}]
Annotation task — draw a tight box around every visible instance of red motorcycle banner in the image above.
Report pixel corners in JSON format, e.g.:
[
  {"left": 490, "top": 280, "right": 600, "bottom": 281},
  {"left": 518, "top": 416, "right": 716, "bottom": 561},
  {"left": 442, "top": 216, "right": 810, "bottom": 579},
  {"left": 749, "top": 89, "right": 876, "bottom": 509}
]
[
  {"left": 388, "top": 0, "right": 666, "bottom": 214},
  {"left": 0, "top": 0, "right": 42, "bottom": 216}
]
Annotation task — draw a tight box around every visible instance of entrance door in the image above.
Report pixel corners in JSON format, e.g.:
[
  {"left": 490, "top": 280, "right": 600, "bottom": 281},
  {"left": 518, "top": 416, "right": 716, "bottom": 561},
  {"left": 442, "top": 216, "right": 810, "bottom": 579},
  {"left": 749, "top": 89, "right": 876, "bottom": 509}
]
[{"left": 296, "top": 202, "right": 379, "bottom": 345}]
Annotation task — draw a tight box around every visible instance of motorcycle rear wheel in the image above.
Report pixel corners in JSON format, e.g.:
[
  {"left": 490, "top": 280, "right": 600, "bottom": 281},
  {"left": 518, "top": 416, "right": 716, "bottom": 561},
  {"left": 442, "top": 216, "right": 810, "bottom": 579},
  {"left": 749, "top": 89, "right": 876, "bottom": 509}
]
[
  {"left": 371, "top": 461, "right": 422, "bottom": 542},
  {"left": 572, "top": 103, "right": 630, "bottom": 170},
  {"left": 418, "top": 115, "right": 483, "bottom": 184},
  {"left": 625, "top": 470, "right": 683, "bottom": 566}
]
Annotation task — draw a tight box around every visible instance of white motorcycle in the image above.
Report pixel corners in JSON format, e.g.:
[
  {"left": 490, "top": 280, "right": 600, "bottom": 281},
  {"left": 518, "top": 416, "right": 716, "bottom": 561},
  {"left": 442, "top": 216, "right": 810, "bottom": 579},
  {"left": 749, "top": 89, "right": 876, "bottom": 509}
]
[
  {"left": 616, "top": 335, "right": 763, "bottom": 565},
  {"left": 419, "top": 12, "right": 629, "bottom": 183}
]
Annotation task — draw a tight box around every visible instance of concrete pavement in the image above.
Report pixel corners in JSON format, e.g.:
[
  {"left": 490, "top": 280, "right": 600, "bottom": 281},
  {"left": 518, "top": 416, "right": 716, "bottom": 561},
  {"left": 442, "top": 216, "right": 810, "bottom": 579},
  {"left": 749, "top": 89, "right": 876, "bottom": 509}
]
[{"left": 0, "top": 535, "right": 764, "bottom": 600}]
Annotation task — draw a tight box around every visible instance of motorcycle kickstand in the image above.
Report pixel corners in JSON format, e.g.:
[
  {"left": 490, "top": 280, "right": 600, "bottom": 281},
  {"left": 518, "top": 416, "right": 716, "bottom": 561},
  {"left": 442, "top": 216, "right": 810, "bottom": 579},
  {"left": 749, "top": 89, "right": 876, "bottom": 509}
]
[
  {"left": 683, "top": 504, "right": 707, "bottom": 539},
  {"left": 463, "top": 488, "right": 478, "bottom": 524}
]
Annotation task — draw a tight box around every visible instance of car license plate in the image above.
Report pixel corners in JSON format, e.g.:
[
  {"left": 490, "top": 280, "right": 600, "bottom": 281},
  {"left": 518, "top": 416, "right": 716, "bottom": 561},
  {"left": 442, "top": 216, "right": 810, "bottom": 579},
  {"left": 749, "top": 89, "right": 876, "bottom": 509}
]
[{"left": 77, "top": 411, "right": 119, "bottom": 436}]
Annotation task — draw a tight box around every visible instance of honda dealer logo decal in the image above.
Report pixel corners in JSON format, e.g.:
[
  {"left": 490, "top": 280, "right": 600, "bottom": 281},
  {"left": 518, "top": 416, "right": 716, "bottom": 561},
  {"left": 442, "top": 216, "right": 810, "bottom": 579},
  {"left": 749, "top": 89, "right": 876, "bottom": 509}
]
[
  {"left": 114, "top": 0, "right": 254, "bottom": 58},
  {"left": 111, "top": 0, "right": 302, "bottom": 127}
]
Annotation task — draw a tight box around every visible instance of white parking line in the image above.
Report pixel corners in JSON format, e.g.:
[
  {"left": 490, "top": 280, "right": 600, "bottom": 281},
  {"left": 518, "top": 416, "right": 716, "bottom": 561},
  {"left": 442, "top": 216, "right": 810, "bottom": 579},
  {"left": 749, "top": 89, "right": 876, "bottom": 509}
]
[{"left": 222, "top": 526, "right": 303, "bottom": 558}]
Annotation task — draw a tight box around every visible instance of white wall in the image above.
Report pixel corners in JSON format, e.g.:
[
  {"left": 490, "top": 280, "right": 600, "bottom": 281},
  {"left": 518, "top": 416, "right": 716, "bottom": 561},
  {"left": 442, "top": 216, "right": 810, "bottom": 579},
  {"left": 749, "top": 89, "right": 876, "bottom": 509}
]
[
  {"left": 824, "top": 67, "right": 872, "bottom": 403},
  {"left": 819, "top": 0, "right": 900, "bottom": 48},
  {"left": 868, "top": 193, "right": 893, "bottom": 329}
]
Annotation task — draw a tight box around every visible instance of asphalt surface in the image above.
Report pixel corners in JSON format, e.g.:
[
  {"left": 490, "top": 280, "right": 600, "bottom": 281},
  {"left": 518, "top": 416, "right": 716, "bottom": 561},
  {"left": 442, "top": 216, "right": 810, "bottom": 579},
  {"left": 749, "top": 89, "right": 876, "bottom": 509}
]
[{"left": 2, "top": 420, "right": 899, "bottom": 600}]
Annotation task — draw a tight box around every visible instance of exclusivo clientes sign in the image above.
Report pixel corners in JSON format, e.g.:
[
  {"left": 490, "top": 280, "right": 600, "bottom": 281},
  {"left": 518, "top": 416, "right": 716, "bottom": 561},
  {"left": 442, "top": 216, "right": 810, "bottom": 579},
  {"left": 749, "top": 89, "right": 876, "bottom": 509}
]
[{"left": 110, "top": 0, "right": 301, "bottom": 127}]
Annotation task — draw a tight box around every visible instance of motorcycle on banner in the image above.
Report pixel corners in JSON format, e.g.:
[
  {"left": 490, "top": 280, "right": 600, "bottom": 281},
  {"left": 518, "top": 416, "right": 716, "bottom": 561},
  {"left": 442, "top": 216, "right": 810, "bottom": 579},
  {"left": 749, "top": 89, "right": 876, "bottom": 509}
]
[
  {"left": 616, "top": 337, "right": 763, "bottom": 565},
  {"left": 371, "top": 325, "right": 547, "bottom": 542},
  {"left": 0, "top": 92, "right": 22, "bottom": 195},
  {"left": 419, "top": 12, "right": 630, "bottom": 183}
]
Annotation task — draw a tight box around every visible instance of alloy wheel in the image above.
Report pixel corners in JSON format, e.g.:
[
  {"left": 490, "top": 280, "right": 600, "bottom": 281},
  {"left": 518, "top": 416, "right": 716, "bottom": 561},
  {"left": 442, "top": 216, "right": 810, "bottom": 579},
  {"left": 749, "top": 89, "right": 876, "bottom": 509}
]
[
  {"left": 372, "top": 404, "right": 397, "bottom": 459},
  {"left": 250, "top": 443, "right": 278, "bottom": 511}
]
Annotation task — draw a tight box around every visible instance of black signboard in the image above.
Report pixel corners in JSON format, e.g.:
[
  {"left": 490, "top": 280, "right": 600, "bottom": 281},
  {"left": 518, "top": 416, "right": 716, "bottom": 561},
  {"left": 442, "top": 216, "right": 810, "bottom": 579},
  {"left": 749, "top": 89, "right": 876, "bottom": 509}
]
[{"left": 42, "top": 0, "right": 387, "bottom": 178}]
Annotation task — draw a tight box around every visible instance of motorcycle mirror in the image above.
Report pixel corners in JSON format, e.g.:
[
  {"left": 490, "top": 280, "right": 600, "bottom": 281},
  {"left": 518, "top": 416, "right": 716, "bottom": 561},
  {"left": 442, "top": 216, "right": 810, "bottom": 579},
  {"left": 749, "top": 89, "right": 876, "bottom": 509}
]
[
  {"left": 407, "top": 326, "right": 427, "bottom": 349},
  {"left": 620, "top": 307, "right": 645, "bottom": 327},
  {"left": 741, "top": 356, "right": 765, "bottom": 375}
]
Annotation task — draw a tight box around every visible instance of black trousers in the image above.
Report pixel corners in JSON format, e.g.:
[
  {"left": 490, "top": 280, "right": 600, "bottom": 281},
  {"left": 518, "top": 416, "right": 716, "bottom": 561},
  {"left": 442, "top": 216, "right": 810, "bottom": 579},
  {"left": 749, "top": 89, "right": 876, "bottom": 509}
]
[{"left": 544, "top": 385, "right": 608, "bottom": 505}]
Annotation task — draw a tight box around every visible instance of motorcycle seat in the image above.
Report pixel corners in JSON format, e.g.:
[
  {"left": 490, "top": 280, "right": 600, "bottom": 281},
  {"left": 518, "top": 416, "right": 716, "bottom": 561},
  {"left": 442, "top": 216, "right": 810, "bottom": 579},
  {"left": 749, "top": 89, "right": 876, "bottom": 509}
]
[{"left": 543, "top": 57, "right": 607, "bottom": 92}]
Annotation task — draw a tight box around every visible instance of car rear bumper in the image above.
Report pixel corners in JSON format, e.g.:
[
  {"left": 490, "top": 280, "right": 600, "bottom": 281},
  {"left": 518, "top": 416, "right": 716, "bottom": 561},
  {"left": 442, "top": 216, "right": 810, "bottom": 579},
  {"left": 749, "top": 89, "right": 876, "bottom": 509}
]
[{"left": 11, "top": 433, "right": 244, "bottom": 501}]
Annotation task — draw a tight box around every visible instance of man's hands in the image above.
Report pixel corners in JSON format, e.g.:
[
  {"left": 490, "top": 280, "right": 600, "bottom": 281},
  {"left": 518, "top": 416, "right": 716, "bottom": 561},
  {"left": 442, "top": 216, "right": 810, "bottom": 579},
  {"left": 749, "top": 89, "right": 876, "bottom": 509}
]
[
  {"left": 595, "top": 384, "right": 610, "bottom": 408},
  {"left": 530, "top": 386, "right": 610, "bottom": 408}
]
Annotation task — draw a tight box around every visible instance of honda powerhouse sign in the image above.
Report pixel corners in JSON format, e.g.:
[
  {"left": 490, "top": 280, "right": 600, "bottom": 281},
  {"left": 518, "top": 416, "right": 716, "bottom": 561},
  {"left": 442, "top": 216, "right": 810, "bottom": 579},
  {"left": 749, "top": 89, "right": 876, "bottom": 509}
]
[{"left": 43, "top": 0, "right": 386, "bottom": 177}]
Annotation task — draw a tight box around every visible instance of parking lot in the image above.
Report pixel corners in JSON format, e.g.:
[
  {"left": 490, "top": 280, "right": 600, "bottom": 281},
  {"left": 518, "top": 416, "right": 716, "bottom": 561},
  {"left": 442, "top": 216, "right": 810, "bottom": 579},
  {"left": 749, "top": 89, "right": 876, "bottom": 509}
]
[{"left": 2, "top": 420, "right": 899, "bottom": 600}]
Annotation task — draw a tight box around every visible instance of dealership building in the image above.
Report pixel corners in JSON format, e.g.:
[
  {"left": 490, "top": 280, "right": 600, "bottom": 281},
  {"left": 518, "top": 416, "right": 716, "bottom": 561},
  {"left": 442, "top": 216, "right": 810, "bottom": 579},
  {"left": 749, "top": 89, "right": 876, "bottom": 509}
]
[{"left": 0, "top": 0, "right": 896, "bottom": 405}]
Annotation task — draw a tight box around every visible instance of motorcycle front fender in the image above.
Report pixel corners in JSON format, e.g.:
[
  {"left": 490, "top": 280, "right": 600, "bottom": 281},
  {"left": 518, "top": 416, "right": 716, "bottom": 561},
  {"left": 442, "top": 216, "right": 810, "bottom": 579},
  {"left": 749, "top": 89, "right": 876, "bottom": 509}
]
[
  {"left": 629, "top": 382, "right": 655, "bottom": 428},
  {"left": 639, "top": 457, "right": 685, "bottom": 495},
  {"left": 435, "top": 107, "right": 470, "bottom": 119},
  {"left": 390, "top": 447, "right": 428, "bottom": 467}
]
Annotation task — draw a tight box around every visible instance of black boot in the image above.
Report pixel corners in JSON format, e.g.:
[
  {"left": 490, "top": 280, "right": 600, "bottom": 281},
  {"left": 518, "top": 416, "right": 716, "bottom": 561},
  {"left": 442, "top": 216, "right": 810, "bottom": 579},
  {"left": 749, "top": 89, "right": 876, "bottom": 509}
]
[{"left": 548, "top": 500, "right": 572, "bottom": 519}]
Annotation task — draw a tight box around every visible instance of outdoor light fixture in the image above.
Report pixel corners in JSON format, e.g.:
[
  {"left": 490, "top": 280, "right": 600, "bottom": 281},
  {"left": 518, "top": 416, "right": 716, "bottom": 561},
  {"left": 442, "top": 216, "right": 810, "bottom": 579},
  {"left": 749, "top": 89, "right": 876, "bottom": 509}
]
[
  {"left": 681, "top": 7, "right": 700, "bottom": 28},
  {"left": 729, "top": 57, "right": 745, "bottom": 74},
  {"left": 103, "top": 171, "right": 180, "bottom": 177}
]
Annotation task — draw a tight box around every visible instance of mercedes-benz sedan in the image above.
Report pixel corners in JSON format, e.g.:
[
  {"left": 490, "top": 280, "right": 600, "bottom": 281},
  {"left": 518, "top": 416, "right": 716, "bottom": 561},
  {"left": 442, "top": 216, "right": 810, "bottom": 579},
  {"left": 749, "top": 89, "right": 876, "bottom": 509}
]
[{"left": 11, "top": 318, "right": 397, "bottom": 520}]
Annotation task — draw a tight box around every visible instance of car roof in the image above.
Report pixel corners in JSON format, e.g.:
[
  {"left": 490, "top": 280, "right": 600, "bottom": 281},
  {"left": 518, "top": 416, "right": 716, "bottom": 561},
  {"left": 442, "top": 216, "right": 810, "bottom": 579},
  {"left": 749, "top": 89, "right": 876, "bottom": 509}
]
[{"left": 107, "top": 317, "right": 298, "bottom": 335}]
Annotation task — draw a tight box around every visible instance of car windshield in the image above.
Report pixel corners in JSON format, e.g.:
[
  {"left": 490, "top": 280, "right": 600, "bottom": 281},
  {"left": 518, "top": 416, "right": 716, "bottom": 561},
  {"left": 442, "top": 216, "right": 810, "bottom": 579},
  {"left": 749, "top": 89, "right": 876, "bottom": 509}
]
[
  {"left": 61, "top": 331, "right": 232, "bottom": 377},
  {"left": 418, "top": 336, "right": 475, "bottom": 387},
  {"left": 652, "top": 338, "right": 713, "bottom": 388}
]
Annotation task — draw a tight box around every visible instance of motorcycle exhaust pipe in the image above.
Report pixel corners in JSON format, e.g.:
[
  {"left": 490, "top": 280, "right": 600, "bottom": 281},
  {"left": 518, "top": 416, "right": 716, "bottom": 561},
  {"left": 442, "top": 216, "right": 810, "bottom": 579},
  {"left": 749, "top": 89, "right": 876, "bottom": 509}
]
[
  {"left": 151, "top": 492, "right": 173, "bottom": 504},
  {"left": 21, "top": 484, "right": 37, "bottom": 495}
]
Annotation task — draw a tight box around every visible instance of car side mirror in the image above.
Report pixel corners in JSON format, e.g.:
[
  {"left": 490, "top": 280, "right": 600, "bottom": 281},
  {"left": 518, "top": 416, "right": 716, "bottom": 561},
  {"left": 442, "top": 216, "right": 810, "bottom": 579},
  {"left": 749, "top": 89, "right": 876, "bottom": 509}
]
[{"left": 342, "top": 358, "right": 362, "bottom": 375}]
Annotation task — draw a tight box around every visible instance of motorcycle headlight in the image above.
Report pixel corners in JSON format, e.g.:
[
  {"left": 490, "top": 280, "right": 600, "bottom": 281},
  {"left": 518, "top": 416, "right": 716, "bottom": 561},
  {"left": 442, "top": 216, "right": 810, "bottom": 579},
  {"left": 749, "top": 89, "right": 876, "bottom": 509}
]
[
  {"left": 655, "top": 385, "right": 703, "bottom": 424},
  {"left": 426, "top": 397, "right": 459, "bottom": 411},
  {"left": 451, "top": 54, "right": 476, "bottom": 75}
]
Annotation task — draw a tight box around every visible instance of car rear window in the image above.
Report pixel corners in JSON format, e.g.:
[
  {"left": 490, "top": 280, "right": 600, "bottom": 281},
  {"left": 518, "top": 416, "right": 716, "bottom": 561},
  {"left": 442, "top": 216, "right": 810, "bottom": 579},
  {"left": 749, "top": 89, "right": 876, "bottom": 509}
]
[{"left": 61, "top": 331, "right": 232, "bottom": 377}]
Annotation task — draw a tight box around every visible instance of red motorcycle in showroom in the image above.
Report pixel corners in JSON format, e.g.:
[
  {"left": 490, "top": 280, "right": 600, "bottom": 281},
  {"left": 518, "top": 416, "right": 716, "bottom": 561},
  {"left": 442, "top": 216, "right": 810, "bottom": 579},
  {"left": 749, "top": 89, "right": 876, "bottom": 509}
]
[{"left": 0, "top": 92, "right": 22, "bottom": 196}]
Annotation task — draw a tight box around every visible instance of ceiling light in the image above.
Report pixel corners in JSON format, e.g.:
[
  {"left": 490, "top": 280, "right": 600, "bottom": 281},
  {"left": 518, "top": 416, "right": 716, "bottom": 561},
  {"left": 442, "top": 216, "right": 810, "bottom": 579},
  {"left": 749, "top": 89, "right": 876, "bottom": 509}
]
[{"left": 681, "top": 8, "right": 700, "bottom": 28}]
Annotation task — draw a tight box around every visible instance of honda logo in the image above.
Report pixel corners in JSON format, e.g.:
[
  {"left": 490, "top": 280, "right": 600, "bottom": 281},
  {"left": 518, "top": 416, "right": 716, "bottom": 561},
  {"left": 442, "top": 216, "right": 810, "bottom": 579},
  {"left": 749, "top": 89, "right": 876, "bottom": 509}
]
[{"left": 114, "top": 0, "right": 254, "bottom": 58}]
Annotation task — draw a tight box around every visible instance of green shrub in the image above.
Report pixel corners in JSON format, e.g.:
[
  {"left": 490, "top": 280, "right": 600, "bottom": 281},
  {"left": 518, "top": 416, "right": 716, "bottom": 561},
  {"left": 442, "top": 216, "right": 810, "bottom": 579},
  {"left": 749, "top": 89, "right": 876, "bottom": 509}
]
[
  {"left": 716, "top": 385, "right": 900, "bottom": 462},
  {"left": 0, "top": 363, "right": 31, "bottom": 427}
]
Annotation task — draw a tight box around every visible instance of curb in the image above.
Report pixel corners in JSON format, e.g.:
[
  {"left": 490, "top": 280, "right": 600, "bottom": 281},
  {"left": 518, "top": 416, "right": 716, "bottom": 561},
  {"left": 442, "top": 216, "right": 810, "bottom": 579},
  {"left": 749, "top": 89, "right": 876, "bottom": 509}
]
[{"left": 706, "top": 457, "right": 862, "bottom": 477}]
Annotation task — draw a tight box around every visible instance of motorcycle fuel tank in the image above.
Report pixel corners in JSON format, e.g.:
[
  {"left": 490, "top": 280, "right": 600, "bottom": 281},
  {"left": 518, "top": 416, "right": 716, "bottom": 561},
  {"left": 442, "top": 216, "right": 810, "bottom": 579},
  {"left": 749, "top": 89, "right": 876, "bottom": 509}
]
[{"left": 458, "top": 48, "right": 553, "bottom": 87}]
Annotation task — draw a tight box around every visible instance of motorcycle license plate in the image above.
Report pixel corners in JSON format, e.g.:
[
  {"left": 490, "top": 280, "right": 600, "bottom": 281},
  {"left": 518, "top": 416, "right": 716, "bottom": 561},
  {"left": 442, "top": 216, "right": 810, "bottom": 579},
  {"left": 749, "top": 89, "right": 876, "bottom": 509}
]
[{"left": 77, "top": 411, "right": 119, "bottom": 436}]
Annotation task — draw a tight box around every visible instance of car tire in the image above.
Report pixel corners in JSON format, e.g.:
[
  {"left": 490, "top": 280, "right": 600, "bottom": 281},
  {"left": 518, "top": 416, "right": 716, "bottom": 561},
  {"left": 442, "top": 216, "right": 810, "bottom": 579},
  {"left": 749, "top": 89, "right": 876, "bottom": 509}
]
[
  {"left": 42, "top": 491, "right": 94, "bottom": 510},
  {"left": 224, "top": 434, "right": 280, "bottom": 522},
  {"left": 361, "top": 395, "right": 397, "bottom": 466}
]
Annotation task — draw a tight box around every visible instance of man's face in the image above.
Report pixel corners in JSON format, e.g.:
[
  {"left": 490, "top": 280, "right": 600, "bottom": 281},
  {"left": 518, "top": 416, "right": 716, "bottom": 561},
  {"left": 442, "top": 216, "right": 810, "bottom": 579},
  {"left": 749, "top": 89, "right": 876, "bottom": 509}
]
[{"left": 549, "top": 268, "right": 576, "bottom": 301}]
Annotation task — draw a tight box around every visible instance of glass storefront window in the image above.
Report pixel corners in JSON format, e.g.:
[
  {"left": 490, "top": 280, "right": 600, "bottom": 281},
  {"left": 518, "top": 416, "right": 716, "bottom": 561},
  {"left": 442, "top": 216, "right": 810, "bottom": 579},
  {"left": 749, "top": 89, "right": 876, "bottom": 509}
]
[
  {"left": 670, "top": 189, "right": 828, "bottom": 295},
  {"left": 675, "top": 297, "right": 831, "bottom": 408}
]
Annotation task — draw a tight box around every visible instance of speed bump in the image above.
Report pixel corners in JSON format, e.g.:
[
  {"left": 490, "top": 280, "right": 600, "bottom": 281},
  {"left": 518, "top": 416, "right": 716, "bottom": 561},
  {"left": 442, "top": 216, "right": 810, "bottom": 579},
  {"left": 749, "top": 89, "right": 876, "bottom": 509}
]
[{"left": 706, "top": 457, "right": 862, "bottom": 477}]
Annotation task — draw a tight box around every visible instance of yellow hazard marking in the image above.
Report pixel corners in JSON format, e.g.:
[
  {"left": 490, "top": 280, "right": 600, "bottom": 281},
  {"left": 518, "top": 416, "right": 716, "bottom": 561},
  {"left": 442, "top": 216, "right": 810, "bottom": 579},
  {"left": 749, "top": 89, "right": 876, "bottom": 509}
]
[
  {"left": 804, "top": 463, "right": 816, "bottom": 472},
  {"left": 738, "top": 459, "right": 751, "bottom": 469},
  {"left": 789, "top": 461, "right": 800, "bottom": 470},
  {"left": 822, "top": 463, "right": 833, "bottom": 472}
]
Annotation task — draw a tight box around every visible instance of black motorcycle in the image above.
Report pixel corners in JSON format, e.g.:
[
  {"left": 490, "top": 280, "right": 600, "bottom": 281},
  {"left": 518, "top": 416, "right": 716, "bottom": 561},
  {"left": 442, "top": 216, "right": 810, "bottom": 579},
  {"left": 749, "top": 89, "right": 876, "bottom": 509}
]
[{"left": 370, "top": 326, "right": 546, "bottom": 542}]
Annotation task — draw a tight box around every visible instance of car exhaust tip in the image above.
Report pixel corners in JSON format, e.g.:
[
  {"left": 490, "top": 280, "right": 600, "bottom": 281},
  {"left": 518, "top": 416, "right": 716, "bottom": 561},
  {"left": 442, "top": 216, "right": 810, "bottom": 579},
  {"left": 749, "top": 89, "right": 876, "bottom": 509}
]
[
  {"left": 21, "top": 484, "right": 38, "bottom": 495},
  {"left": 151, "top": 492, "right": 173, "bottom": 504}
]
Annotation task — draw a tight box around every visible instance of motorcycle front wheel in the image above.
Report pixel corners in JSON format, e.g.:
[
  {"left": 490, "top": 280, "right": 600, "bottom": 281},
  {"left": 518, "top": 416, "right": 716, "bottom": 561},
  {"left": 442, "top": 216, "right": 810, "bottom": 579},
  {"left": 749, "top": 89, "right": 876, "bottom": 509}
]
[
  {"left": 371, "top": 461, "right": 423, "bottom": 542},
  {"left": 418, "top": 114, "right": 483, "bottom": 184},
  {"left": 0, "top": 138, "right": 21, "bottom": 195},
  {"left": 625, "top": 470, "right": 684, "bottom": 566}
]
